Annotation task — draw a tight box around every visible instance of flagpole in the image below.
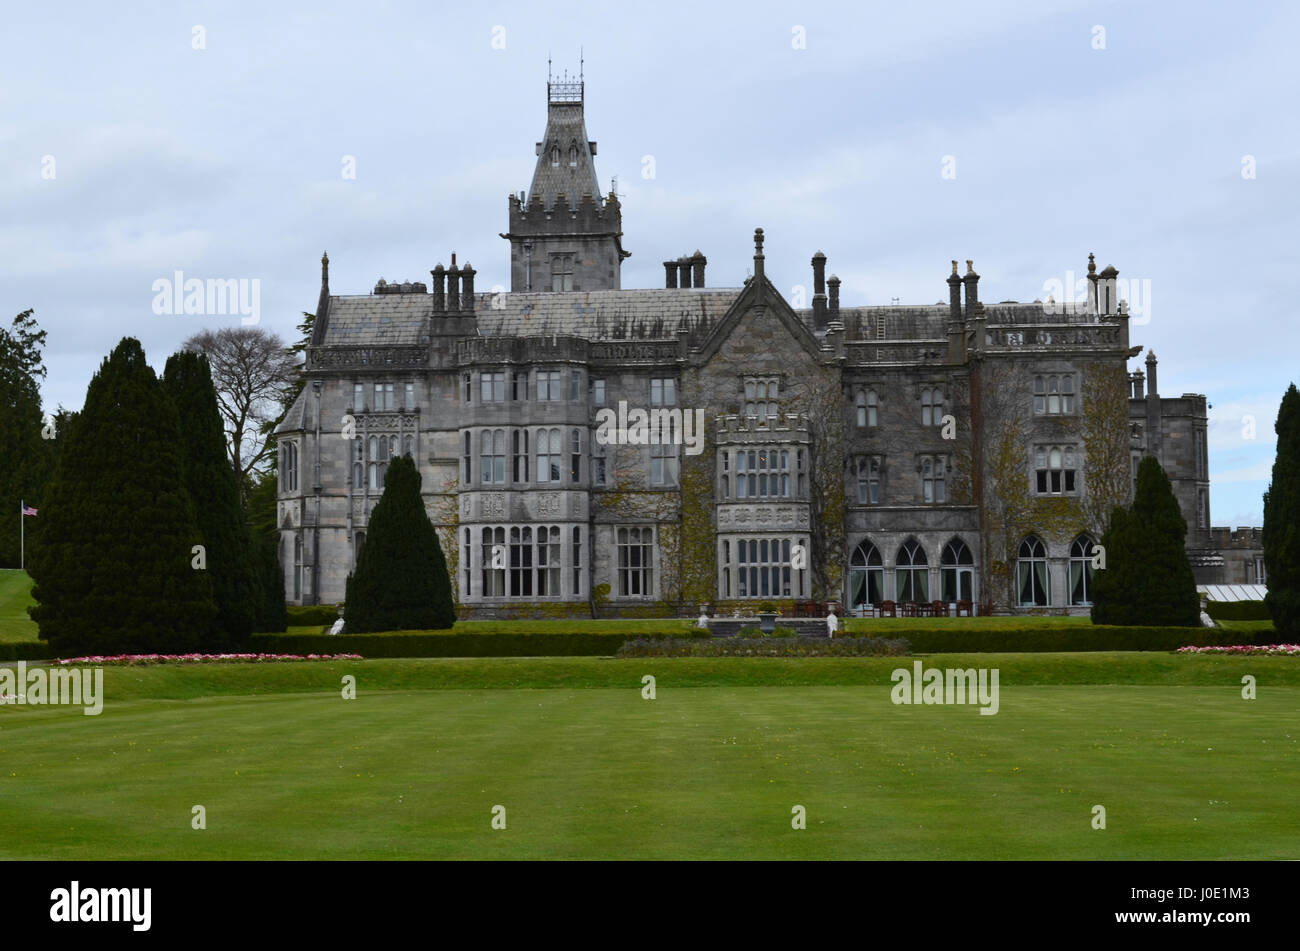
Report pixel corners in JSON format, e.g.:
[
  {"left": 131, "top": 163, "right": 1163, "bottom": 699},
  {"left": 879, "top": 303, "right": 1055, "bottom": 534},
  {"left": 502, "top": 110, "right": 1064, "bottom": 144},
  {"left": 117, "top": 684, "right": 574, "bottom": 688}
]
[{"left": 20, "top": 499, "right": 24, "bottom": 572}]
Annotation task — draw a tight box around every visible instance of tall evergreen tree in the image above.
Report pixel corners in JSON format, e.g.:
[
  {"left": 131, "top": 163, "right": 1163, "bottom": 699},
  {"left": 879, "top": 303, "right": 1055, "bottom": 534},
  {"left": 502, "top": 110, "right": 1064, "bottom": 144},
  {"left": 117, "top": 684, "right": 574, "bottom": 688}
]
[
  {"left": 344, "top": 456, "right": 454, "bottom": 632},
  {"left": 1263, "top": 383, "right": 1300, "bottom": 638},
  {"left": 245, "top": 470, "right": 287, "bottom": 632},
  {"left": 0, "top": 310, "right": 51, "bottom": 567},
  {"left": 28, "top": 338, "right": 216, "bottom": 654},
  {"left": 163, "top": 350, "right": 258, "bottom": 647},
  {"left": 1092, "top": 456, "right": 1199, "bottom": 626},
  {"left": 1090, "top": 506, "right": 1140, "bottom": 625}
]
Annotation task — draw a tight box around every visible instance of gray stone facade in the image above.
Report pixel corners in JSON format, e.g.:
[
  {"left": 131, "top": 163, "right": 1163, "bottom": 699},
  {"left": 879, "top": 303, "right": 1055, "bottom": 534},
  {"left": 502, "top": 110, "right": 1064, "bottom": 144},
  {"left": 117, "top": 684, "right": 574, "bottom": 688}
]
[{"left": 274, "top": 81, "right": 1245, "bottom": 616}]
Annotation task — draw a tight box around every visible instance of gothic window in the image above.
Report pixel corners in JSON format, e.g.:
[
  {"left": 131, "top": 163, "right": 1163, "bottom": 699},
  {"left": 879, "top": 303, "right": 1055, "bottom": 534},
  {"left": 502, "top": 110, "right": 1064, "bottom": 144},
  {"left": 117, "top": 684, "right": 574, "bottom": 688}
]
[
  {"left": 895, "top": 539, "right": 929, "bottom": 603},
  {"left": 1033, "top": 374, "right": 1075, "bottom": 415},
  {"left": 920, "top": 454, "right": 946, "bottom": 503},
  {"left": 856, "top": 455, "right": 881, "bottom": 504},
  {"left": 280, "top": 441, "right": 298, "bottom": 492},
  {"left": 481, "top": 526, "right": 505, "bottom": 597},
  {"left": 1034, "top": 445, "right": 1078, "bottom": 495},
  {"left": 736, "top": 537, "right": 794, "bottom": 598},
  {"left": 463, "top": 431, "right": 472, "bottom": 484},
  {"left": 368, "top": 435, "right": 396, "bottom": 490},
  {"left": 550, "top": 146, "right": 560, "bottom": 167},
  {"left": 572, "top": 527, "right": 582, "bottom": 596},
  {"left": 537, "top": 428, "right": 562, "bottom": 482},
  {"left": 568, "top": 144, "right": 578, "bottom": 166},
  {"left": 480, "top": 371, "right": 505, "bottom": 402},
  {"left": 570, "top": 428, "right": 582, "bottom": 483},
  {"left": 512, "top": 429, "right": 529, "bottom": 483},
  {"left": 536, "top": 525, "right": 562, "bottom": 596},
  {"left": 1017, "top": 536, "right": 1050, "bottom": 606},
  {"left": 940, "top": 539, "right": 974, "bottom": 604},
  {"left": 735, "top": 448, "right": 789, "bottom": 499},
  {"left": 921, "top": 388, "right": 944, "bottom": 426},
  {"left": 480, "top": 429, "right": 505, "bottom": 485},
  {"left": 550, "top": 253, "right": 573, "bottom": 292},
  {"left": 855, "top": 388, "right": 879, "bottom": 427},
  {"left": 720, "top": 451, "right": 729, "bottom": 500},
  {"left": 1069, "top": 536, "right": 1095, "bottom": 606},
  {"left": 537, "top": 371, "right": 563, "bottom": 401},
  {"left": 744, "top": 377, "right": 779, "bottom": 419},
  {"left": 509, "top": 526, "right": 533, "bottom": 597},
  {"left": 849, "top": 540, "right": 884, "bottom": 609},
  {"left": 462, "top": 528, "right": 471, "bottom": 598},
  {"left": 353, "top": 437, "right": 364, "bottom": 488},
  {"left": 617, "top": 527, "right": 654, "bottom": 597}
]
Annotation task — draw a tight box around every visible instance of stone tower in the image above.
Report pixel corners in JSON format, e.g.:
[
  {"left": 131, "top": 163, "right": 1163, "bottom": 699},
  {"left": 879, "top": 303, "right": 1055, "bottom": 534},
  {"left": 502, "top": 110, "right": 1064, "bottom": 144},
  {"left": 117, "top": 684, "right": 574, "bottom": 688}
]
[{"left": 502, "top": 70, "right": 629, "bottom": 291}]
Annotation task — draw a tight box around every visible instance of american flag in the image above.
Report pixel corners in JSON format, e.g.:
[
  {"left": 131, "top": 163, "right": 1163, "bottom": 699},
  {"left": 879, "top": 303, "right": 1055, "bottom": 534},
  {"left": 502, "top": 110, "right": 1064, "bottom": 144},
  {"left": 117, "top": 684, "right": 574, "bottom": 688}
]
[{"left": 21, "top": 506, "right": 37, "bottom": 517}]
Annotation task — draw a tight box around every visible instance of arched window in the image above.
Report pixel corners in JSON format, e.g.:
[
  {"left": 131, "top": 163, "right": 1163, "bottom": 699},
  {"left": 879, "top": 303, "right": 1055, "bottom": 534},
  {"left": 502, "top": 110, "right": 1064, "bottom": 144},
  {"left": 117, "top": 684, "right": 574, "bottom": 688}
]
[
  {"left": 537, "top": 428, "right": 562, "bottom": 482},
  {"left": 368, "top": 435, "right": 391, "bottom": 491},
  {"left": 1017, "top": 536, "right": 1050, "bottom": 606},
  {"left": 849, "top": 540, "right": 884, "bottom": 609},
  {"left": 481, "top": 526, "right": 505, "bottom": 597},
  {"left": 940, "top": 538, "right": 974, "bottom": 604},
  {"left": 568, "top": 144, "right": 578, "bottom": 166},
  {"left": 856, "top": 389, "right": 878, "bottom": 427},
  {"left": 895, "top": 540, "right": 928, "bottom": 603},
  {"left": 1069, "top": 535, "right": 1094, "bottom": 606},
  {"left": 855, "top": 389, "right": 867, "bottom": 427},
  {"left": 551, "top": 146, "right": 560, "bottom": 167}
]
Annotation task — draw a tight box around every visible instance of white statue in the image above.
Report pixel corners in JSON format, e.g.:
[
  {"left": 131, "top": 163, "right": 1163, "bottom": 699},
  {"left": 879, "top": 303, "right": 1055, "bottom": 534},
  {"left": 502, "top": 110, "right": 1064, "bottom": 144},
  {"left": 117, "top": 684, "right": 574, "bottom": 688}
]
[
  {"left": 696, "top": 608, "right": 710, "bottom": 629},
  {"left": 826, "top": 611, "right": 839, "bottom": 638},
  {"left": 328, "top": 618, "right": 345, "bottom": 636}
]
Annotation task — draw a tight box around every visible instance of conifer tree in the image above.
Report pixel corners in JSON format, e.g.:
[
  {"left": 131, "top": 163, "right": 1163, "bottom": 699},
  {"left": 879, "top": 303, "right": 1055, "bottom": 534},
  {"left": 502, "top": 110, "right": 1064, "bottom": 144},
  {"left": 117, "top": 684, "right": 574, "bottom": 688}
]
[
  {"left": 245, "top": 470, "right": 287, "bottom": 632},
  {"left": 344, "top": 455, "right": 454, "bottom": 632},
  {"left": 163, "top": 350, "right": 258, "bottom": 647},
  {"left": 28, "top": 338, "right": 215, "bottom": 653},
  {"left": 0, "top": 310, "right": 51, "bottom": 567},
  {"left": 1263, "top": 383, "right": 1300, "bottom": 638},
  {"left": 1092, "top": 456, "right": 1199, "bottom": 626}
]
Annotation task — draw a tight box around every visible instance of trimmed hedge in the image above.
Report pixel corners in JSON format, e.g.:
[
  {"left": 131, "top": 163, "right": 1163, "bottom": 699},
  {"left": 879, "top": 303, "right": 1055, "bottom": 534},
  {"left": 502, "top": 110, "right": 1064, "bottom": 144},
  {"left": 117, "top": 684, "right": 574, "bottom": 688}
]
[
  {"left": 286, "top": 605, "right": 343, "bottom": 626},
  {"left": 0, "top": 642, "right": 57, "bottom": 661},
  {"left": 1204, "top": 600, "right": 1271, "bottom": 622},
  {"left": 249, "top": 629, "right": 710, "bottom": 658},
  {"left": 854, "top": 624, "right": 1264, "bottom": 653}
]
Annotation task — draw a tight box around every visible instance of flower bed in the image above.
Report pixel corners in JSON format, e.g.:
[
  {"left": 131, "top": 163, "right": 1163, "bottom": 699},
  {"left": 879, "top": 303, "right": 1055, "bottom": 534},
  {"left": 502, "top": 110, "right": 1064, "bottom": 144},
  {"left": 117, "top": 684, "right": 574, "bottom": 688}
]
[
  {"left": 617, "top": 636, "right": 910, "bottom": 658},
  {"left": 1176, "top": 644, "right": 1300, "bottom": 656},
  {"left": 53, "top": 653, "right": 363, "bottom": 666}
]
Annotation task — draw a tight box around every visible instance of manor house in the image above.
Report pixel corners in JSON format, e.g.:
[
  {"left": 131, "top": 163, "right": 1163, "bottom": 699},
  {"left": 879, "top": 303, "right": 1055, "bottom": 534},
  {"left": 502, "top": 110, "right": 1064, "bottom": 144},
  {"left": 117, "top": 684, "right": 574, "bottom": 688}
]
[{"left": 275, "top": 77, "right": 1237, "bottom": 617}]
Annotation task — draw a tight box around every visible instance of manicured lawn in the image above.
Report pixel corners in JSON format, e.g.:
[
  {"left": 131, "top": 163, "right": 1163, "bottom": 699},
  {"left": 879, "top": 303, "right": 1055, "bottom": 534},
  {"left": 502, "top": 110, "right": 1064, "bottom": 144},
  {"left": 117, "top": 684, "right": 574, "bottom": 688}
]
[
  {"left": 0, "top": 570, "right": 37, "bottom": 643},
  {"left": 1, "top": 654, "right": 1296, "bottom": 859}
]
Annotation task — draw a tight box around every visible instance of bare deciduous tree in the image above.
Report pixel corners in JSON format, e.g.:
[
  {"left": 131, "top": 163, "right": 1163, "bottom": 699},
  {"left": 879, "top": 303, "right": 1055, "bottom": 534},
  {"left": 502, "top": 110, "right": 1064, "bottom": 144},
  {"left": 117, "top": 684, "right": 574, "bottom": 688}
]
[{"left": 182, "top": 327, "right": 299, "bottom": 486}]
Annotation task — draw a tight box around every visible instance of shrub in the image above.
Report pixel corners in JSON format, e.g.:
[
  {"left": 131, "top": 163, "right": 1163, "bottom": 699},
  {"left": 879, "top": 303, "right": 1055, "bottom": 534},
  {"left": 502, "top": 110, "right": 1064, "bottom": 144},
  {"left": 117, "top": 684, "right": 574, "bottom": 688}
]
[
  {"left": 286, "top": 604, "right": 344, "bottom": 627},
  {"left": 249, "top": 629, "right": 710, "bottom": 658},
  {"left": 344, "top": 456, "right": 454, "bottom": 632},
  {"left": 852, "top": 624, "right": 1261, "bottom": 653},
  {"left": 770, "top": 626, "right": 796, "bottom": 638}
]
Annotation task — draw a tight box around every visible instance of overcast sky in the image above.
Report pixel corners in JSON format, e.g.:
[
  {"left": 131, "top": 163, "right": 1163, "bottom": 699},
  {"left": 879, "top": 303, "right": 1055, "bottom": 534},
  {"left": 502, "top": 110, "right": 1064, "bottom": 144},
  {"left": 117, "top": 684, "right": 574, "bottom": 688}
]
[{"left": 3, "top": 0, "right": 1295, "bottom": 527}]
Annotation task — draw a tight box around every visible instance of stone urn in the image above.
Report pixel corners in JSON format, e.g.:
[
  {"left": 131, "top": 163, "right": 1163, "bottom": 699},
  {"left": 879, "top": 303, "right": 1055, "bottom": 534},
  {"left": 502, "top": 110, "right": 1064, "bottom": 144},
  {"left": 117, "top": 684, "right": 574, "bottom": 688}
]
[{"left": 758, "top": 612, "right": 778, "bottom": 634}]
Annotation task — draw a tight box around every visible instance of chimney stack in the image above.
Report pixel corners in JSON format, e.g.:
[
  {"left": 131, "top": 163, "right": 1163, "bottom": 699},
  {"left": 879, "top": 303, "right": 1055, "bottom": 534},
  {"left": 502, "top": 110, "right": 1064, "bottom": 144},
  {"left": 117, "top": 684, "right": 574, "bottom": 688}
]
[
  {"left": 692, "top": 250, "right": 706, "bottom": 289},
  {"left": 1131, "top": 369, "right": 1145, "bottom": 400},
  {"left": 663, "top": 260, "right": 678, "bottom": 288},
  {"left": 431, "top": 263, "right": 446, "bottom": 311},
  {"left": 1086, "top": 253, "right": 1098, "bottom": 315},
  {"left": 447, "top": 259, "right": 461, "bottom": 312},
  {"left": 753, "top": 228, "right": 765, "bottom": 282},
  {"left": 811, "top": 251, "right": 828, "bottom": 330},
  {"left": 461, "top": 262, "right": 476, "bottom": 314},
  {"left": 947, "top": 260, "right": 962, "bottom": 320},
  {"left": 678, "top": 257, "right": 692, "bottom": 289},
  {"left": 827, "top": 274, "right": 840, "bottom": 320},
  {"left": 1145, "top": 349, "right": 1158, "bottom": 397},
  {"left": 1098, "top": 265, "right": 1119, "bottom": 316},
  {"left": 962, "top": 259, "right": 980, "bottom": 317}
]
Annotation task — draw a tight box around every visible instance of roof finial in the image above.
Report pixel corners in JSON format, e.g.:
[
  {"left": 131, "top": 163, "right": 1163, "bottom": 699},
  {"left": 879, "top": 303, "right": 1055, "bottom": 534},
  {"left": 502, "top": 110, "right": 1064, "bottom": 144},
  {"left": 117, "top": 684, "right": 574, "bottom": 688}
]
[
  {"left": 321, "top": 251, "right": 329, "bottom": 286},
  {"left": 580, "top": 46, "right": 584, "bottom": 82}
]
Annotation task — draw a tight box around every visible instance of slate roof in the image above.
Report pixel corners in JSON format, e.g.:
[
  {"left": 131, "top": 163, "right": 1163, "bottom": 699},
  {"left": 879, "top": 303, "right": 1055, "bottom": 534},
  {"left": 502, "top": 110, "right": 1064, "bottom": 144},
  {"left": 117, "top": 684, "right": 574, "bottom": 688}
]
[
  {"left": 319, "top": 289, "right": 743, "bottom": 346},
  {"left": 529, "top": 101, "right": 603, "bottom": 211}
]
